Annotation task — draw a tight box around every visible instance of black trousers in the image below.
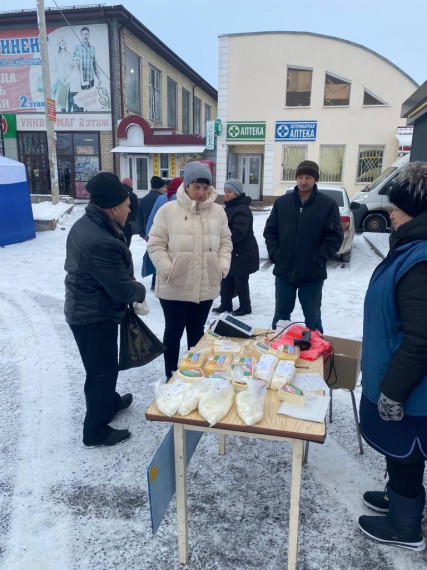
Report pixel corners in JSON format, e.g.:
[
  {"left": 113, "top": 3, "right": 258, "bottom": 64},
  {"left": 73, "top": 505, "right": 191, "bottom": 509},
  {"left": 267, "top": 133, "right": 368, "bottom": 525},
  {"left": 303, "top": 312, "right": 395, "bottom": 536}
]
[
  {"left": 387, "top": 446, "right": 426, "bottom": 498},
  {"left": 159, "top": 299, "right": 213, "bottom": 378},
  {"left": 70, "top": 321, "right": 122, "bottom": 445},
  {"left": 220, "top": 274, "right": 251, "bottom": 311}
]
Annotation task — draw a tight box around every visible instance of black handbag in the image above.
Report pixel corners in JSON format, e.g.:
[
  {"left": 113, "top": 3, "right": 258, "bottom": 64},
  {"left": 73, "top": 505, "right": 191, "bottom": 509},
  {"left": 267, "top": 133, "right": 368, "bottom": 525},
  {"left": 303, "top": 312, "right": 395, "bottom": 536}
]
[{"left": 118, "top": 305, "right": 166, "bottom": 370}]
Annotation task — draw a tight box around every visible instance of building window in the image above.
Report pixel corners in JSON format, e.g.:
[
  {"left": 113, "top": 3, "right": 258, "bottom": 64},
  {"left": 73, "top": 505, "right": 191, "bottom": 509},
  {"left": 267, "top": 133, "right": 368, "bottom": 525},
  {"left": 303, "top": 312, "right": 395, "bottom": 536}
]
[
  {"left": 323, "top": 73, "right": 351, "bottom": 106},
  {"left": 160, "top": 154, "right": 170, "bottom": 178},
  {"left": 204, "top": 103, "right": 211, "bottom": 132},
  {"left": 356, "top": 145, "right": 385, "bottom": 183},
  {"left": 193, "top": 96, "right": 201, "bottom": 134},
  {"left": 286, "top": 67, "right": 312, "bottom": 107},
  {"left": 363, "top": 89, "right": 387, "bottom": 106},
  {"left": 319, "top": 145, "right": 345, "bottom": 182},
  {"left": 182, "top": 88, "right": 190, "bottom": 134},
  {"left": 126, "top": 49, "right": 141, "bottom": 114},
  {"left": 167, "top": 77, "right": 177, "bottom": 128},
  {"left": 281, "top": 145, "right": 307, "bottom": 180},
  {"left": 149, "top": 66, "right": 161, "bottom": 123}
]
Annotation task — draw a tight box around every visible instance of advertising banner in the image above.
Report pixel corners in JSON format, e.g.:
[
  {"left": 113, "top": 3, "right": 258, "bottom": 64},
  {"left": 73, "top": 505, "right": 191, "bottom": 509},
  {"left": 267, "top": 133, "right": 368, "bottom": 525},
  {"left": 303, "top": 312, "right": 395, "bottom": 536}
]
[
  {"left": 275, "top": 121, "right": 317, "bottom": 141},
  {"left": 0, "top": 24, "right": 111, "bottom": 114},
  {"left": 226, "top": 121, "right": 266, "bottom": 141}
]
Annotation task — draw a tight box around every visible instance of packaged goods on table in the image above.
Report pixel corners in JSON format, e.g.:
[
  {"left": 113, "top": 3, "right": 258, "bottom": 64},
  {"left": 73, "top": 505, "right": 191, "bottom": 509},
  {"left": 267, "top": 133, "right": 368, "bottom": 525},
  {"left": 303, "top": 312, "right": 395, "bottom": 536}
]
[
  {"left": 175, "top": 368, "right": 205, "bottom": 382},
  {"left": 155, "top": 380, "right": 191, "bottom": 416},
  {"left": 270, "top": 360, "right": 296, "bottom": 390},
  {"left": 204, "top": 354, "right": 233, "bottom": 374},
  {"left": 178, "top": 379, "right": 210, "bottom": 416},
  {"left": 179, "top": 351, "right": 207, "bottom": 370},
  {"left": 236, "top": 378, "right": 267, "bottom": 426},
  {"left": 253, "top": 354, "right": 279, "bottom": 387},
  {"left": 276, "top": 383, "right": 305, "bottom": 406},
  {"left": 231, "top": 357, "right": 256, "bottom": 392},
  {"left": 198, "top": 377, "right": 235, "bottom": 426},
  {"left": 247, "top": 339, "right": 277, "bottom": 360},
  {"left": 213, "top": 338, "right": 242, "bottom": 356},
  {"left": 275, "top": 344, "right": 300, "bottom": 361}
]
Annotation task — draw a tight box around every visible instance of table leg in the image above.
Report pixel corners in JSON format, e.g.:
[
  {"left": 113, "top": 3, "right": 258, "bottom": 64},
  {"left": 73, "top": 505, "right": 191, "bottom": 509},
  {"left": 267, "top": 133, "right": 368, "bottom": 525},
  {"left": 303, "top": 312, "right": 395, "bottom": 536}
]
[
  {"left": 174, "top": 423, "right": 188, "bottom": 563},
  {"left": 287, "top": 439, "right": 304, "bottom": 570},
  {"left": 219, "top": 433, "right": 226, "bottom": 455}
]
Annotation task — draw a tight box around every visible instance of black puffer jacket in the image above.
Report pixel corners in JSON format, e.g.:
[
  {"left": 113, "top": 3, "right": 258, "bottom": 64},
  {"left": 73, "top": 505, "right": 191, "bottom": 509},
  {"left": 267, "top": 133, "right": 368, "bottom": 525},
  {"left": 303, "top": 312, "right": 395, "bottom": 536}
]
[
  {"left": 225, "top": 194, "right": 259, "bottom": 277},
  {"left": 137, "top": 190, "right": 164, "bottom": 238},
  {"left": 263, "top": 185, "right": 343, "bottom": 284},
  {"left": 64, "top": 203, "right": 146, "bottom": 325}
]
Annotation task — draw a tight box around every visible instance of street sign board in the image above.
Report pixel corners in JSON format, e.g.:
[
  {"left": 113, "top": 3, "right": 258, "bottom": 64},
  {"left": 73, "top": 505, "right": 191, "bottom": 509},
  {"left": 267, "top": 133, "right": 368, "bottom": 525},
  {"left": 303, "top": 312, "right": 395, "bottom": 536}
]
[
  {"left": 206, "top": 120, "right": 215, "bottom": 149},
  {"left": 47, "top": 98, "right": 56, "bottom": 121},
  {"left": 275, "top": 121, "right": 317, "bottom": 141},
  {"left": 226, "top": 121, "right": 266, "bottom": 141}
]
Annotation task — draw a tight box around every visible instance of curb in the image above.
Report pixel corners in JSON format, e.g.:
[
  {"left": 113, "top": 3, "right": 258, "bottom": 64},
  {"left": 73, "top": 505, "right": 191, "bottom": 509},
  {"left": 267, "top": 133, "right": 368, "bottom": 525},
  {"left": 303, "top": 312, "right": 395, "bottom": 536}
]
[{"left": 363, "top": 235, "right": 385, "bottom": 260}]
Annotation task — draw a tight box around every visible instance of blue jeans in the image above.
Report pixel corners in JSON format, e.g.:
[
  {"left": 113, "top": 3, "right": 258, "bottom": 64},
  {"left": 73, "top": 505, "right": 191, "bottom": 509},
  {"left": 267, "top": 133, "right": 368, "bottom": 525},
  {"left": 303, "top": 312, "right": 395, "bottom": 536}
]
[{"left": 272, "top": 277, "right": 324, "bottom": 332}]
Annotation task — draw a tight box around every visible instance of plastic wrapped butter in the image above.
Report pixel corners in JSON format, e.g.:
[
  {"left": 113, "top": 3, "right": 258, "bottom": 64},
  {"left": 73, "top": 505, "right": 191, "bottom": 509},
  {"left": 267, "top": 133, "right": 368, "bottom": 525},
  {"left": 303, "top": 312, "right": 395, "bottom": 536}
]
[
  {"left": 253, "top": 354, "right": 279, "bottom": 387},
  {"left": 179, "top": 351, "right": 206, "bottom": 369},
  {"left": 270, "top": 360, "right": 296, "bottom": 390},
  {"left": 275, "top": 344, "right": 300, "bottom": 361},
  {"left": 204, "top": 354, "right": 232, "bottom": 374},
  {"left": 276, "top": 383, "right": 305, "bottom": 406}
]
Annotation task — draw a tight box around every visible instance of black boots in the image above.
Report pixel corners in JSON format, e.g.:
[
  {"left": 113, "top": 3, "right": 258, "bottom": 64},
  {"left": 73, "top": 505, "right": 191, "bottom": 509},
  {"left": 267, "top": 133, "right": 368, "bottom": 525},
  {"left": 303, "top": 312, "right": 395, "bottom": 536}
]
[
  {"left": 212, "top": 305, "right": 232, "bottom": 313},
  {"left": 359, "top": 486, "right": 426, "bottom": 551},
  {"left": 363, "top": 484, "right": 390, "bottom": 513},
  {"left": 232, "top": 307, "right": 252, "bottom": 316}
]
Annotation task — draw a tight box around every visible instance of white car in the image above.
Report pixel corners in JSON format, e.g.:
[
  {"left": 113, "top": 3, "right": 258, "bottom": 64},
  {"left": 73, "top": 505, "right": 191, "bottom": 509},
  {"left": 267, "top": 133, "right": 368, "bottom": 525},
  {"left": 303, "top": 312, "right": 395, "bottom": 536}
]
[{"left": 283, "top": 184, "right": 355, "bottom": 262}]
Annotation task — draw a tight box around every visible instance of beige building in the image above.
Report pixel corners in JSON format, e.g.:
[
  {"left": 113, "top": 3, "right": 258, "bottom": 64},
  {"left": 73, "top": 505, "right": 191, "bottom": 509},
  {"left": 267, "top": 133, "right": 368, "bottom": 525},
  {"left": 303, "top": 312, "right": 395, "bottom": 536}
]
[{"left": 216, "top": 32, "right": 418, "bottom": 201}]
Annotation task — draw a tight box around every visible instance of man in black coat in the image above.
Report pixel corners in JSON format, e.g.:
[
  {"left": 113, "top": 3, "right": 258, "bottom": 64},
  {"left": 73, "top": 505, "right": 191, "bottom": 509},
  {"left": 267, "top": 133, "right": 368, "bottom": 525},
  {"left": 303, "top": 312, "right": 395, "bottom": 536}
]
[
  {"left": 263, "top": 160, "right": 343, "bottom": 331},
  {"left": 137, "top": 176, "right": 167, "bottom": 239},
  {"left": 65, "top": 172, "right": 146, "bottom": 447}
]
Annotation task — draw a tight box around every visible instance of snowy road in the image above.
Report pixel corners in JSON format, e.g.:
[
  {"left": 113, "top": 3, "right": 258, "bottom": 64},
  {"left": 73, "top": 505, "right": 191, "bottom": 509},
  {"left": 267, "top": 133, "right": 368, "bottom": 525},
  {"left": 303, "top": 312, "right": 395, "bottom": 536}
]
[{"left": 0, "top": 205, "right": 425, "bottom": 569}]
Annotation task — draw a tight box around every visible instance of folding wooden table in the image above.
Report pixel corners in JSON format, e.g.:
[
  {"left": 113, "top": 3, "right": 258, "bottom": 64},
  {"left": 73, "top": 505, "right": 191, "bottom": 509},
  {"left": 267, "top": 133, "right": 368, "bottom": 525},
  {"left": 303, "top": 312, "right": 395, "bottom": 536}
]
[{"left": 145, "top": 355, "right": 325, "bottom": 570}]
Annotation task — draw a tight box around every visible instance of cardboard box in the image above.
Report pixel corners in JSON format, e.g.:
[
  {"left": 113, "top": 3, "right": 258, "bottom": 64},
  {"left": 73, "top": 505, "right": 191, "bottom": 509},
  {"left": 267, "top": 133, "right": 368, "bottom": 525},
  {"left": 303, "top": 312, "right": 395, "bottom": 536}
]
[{"left": 323, "top": 336, "right": 362, "bottom": 390}]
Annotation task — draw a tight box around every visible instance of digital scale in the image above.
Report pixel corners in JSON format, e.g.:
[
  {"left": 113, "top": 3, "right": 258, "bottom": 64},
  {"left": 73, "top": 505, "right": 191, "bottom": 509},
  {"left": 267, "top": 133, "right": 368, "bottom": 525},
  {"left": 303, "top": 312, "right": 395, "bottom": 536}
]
[{"left": 211, "top": 314, "right": 254, "bottom": 339}]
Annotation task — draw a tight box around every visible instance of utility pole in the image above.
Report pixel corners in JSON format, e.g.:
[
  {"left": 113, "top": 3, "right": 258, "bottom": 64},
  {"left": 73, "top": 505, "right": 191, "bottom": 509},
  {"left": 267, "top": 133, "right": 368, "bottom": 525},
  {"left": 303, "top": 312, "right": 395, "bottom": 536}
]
[{"left": 36, "top": 0, "right": 60, "bottom": 205}]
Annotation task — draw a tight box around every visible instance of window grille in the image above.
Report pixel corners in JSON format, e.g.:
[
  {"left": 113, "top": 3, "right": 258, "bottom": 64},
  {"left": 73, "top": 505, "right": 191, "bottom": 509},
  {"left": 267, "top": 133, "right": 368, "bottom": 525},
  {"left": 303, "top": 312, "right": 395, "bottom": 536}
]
[
  {"left": 281, "top": 145, "right": 307, "bottom": 180},
  {"left": 356, "top": 145, "right": 384, "bottom": 183},
  {"left": 319, "top": 145, "right": 345, "bottom": 182}
]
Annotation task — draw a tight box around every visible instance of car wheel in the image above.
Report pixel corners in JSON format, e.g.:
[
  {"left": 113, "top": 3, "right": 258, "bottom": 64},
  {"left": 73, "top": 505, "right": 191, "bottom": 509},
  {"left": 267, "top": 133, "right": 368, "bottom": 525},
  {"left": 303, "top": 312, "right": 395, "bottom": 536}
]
[{"left": 362, "top": 213, "right": 388, "bottom": 233}]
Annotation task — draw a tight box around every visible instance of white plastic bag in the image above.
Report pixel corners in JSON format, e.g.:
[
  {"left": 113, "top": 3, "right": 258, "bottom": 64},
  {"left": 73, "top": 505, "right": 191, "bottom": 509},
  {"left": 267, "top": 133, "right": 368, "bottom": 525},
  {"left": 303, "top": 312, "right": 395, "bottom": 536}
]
[
  {"left": 198, "top": 378, "right": 235, "bottom": 426},
  {"left": 154, "top": 380, "right": 190, "bottom": 417},
  {"left": 235, "top": 378, "right": 266, "bottom": 426},
  {"left": 178, "top": 379, "right": 210, "bottom": 416},
  {"left": 133, "top": 300, "right": 150, "bottom": 315}
]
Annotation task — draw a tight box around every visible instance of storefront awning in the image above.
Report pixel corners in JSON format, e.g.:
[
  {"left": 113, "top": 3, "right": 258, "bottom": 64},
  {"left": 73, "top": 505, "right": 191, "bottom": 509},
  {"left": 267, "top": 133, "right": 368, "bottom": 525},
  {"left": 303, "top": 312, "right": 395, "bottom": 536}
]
[{"left": 111, "top": 145, "right": 206, "bottom": 154}]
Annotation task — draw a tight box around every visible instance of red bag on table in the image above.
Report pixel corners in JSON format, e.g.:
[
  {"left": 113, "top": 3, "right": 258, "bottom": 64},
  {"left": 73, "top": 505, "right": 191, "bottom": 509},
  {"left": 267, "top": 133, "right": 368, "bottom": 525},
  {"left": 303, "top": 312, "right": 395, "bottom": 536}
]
[{"left": 270, "top": 324, "right": 332, "bottom": 361}]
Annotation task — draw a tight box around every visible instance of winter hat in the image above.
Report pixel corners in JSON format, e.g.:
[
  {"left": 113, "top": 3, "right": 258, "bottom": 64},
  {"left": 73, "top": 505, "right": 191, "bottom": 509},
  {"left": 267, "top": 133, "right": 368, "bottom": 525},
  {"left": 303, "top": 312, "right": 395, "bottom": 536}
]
[
  {"left": 167, "top": 177, "right": 183, "bottom": 200},
  {"left": 86, "top": 172, "right": 130, "bottom": 208},
  {"left": 224, "top": 178, "right": 243, "bottom": 196},
  {"left": 389, "top": 161, "right": 427, "bottom": 218},
  {"left": 121, "top": 177, "right": 133, "bottom": 189},
  {"left": 150, "top": 176, "right": 166, "bottom": 189},
  {"left": 295, "top": 160, "right": 320, "bottom": 181},
  {"left": 183, "top": 161, "right": 212, "bottom": 188}
]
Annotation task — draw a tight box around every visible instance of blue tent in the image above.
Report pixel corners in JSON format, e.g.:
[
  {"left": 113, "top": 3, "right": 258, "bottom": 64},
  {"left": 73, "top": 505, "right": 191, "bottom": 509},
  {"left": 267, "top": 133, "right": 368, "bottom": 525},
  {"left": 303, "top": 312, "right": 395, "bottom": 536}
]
[{"left": 0, "top": 156, "right": 36, "bottom": 246}]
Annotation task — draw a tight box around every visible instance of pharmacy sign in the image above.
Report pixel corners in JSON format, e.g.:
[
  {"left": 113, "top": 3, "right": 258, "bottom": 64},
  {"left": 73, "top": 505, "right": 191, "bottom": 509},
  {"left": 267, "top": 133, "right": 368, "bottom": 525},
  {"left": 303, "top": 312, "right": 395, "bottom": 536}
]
[{"left": 226, "top": 121, "right": 266, "bottom": 141}]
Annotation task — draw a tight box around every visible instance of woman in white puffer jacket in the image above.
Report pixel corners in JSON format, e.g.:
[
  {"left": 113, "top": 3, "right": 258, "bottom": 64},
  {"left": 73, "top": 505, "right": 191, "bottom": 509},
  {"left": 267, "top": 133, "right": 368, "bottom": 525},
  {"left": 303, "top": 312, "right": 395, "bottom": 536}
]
[{"left": 148, "top": 161, "right": 232, "bottom": 379}]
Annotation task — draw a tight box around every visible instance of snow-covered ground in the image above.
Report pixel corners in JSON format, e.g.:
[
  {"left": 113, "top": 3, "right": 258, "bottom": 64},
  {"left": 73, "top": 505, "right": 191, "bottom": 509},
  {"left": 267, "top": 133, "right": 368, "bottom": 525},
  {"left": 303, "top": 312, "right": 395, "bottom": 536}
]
[{"left": 1, "top": 204, "right": 425, "bottom": 570}]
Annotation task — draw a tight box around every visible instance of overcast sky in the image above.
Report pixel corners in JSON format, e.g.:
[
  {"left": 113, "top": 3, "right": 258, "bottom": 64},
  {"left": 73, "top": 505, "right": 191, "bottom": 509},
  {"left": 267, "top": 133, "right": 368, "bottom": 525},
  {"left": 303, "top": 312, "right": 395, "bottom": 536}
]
[{"left": 8, "top": 0, "right": 426, "bottom": 89}]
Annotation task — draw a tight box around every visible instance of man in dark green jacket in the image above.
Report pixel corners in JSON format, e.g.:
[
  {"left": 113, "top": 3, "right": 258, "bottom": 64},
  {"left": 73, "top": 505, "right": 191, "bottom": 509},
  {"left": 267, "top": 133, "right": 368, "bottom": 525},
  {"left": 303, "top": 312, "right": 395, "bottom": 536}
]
[
  {"left": 65, "top": 172, "right": 146, "bottom": 447},
  {"left": 263, "top": 160, "right": 343, "bottom": 331}
]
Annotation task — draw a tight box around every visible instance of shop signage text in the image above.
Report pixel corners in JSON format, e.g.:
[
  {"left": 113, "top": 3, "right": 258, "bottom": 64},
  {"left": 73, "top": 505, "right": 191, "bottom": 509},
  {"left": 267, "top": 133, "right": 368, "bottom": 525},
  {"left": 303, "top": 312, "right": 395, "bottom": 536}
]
[
  {"left": 16, "top": 113, "right": 112, "bottom": 131},
  {"left": 275, "top": 121, "right": 317, "bottom": 141},
  {"left": 226, "top": 121, "right": 266, "bottom": 141}
]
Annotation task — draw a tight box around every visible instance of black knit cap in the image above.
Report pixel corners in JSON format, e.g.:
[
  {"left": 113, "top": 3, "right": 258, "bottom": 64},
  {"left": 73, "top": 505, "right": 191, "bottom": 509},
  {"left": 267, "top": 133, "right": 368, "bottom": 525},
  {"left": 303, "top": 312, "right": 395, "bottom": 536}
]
[
  {"left": 150, "top": 176, "right": 166, "bottom": 189},
  {"left": 86, "top": 172, "right": 130, "bottom": 208},
  {"left": 389, "top": 161, "right": 427, "bottom": 218},
  {"left": 296, "top": 160, "right": 320, "bottom": 181}
]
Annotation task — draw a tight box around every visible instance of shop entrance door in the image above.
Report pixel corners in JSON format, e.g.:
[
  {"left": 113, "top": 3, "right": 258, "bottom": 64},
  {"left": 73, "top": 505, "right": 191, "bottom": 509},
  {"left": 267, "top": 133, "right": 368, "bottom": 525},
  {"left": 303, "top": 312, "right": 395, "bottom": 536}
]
[
  {"left": 24, "top": 155, "right": 50, "bottom": 194},
  {"left": 58, "top": 157, "right": 74, "bottom": 196},
  {"left": 128, "top": 156, "right": 149, "bottom": 193},
  {"left": 238, "top": 155, "right": 262, "bottom": 200}
]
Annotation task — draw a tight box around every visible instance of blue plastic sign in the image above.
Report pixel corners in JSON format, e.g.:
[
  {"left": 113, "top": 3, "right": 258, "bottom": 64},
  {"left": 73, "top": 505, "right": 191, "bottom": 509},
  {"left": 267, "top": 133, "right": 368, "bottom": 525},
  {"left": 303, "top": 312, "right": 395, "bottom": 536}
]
[{"left": 275, "top": 121, "right": 317, "bottom": 141}]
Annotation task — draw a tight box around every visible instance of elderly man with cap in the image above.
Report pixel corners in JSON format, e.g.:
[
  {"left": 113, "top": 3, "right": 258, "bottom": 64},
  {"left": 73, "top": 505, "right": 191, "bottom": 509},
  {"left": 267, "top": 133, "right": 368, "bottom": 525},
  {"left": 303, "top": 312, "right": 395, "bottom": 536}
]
[
  {"left": 212, "top": 177, "right": 259, "bottom": 316},
  {"left": 64, "top": 172, "right": 146, "bottom": 447},
  {"left": 263, "top": 160, "right": 343, "bottom": 331},
  {"left": 148, "top": 161, "right": 232, "bottom": 380}
]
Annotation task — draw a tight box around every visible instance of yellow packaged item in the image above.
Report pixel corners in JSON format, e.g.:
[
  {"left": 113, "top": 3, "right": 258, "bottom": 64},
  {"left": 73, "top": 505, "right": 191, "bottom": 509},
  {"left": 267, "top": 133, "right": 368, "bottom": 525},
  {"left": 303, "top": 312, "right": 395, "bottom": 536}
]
[
  {"left": 203, "top": 330, "right": 222, "bottom": 344},
  {"left": 176, "top": 368, "right": 205, "bottom": 382},
  {"left": 270, "top": 360, "right": 296, "bottom": 390},
  {"left": 276, "top": 383, "right": 305, "bottom": 406},
  {"left": 247, "top": 340, "right": 273, "bottom": 359},
  {"left": 204, "top": 354, "right": 232, "bottom": 374},
  {"left": 214, "top": 339, "right": 242, "bottom": 356},
  {"left": 275, "top": 343, "right": 300, "bottom": 361},
  {"left": 178, "top": 351, "right": 206, "bottom": 369}
]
